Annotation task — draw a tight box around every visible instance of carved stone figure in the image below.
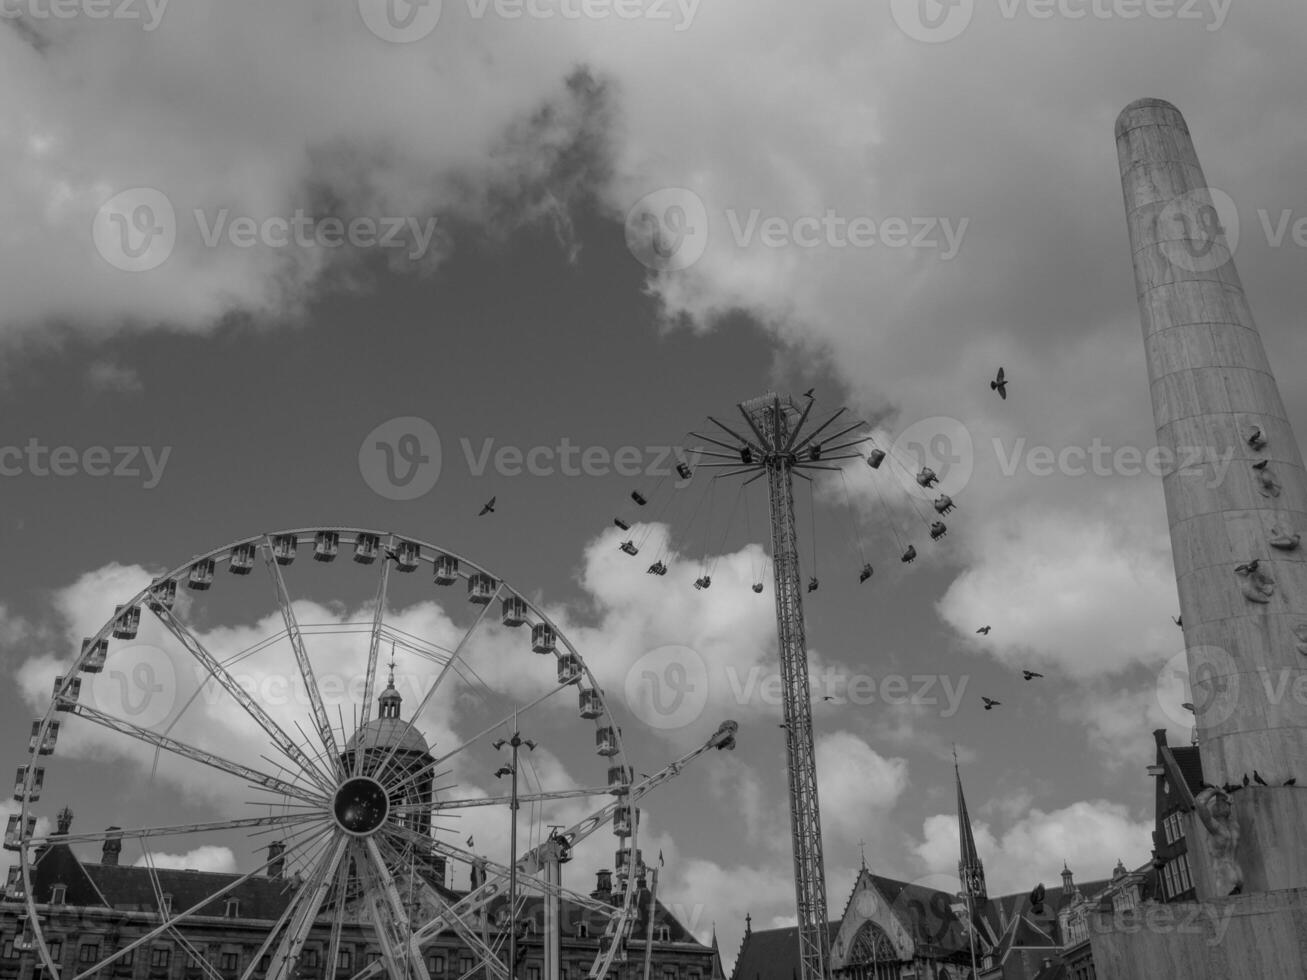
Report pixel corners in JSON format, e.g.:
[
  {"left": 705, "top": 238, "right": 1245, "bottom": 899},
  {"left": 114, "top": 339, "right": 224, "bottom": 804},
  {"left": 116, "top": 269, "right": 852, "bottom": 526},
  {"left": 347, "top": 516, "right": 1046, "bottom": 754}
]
[
  {"left": 1269, "top": 525, "right": 1301, "bottom": 551},
  {"left": 1253, "top": 460, "right": 1282, "bottom": 498},
  {"left": 1293, "top": 624, "right": 1307, "bottom": 657},
  {"left": 1194, "top": 787, "right": 1243, "bottom": 896},
  {"left": 1235, "top": 560, "right": 1275, "bottom": 603}
]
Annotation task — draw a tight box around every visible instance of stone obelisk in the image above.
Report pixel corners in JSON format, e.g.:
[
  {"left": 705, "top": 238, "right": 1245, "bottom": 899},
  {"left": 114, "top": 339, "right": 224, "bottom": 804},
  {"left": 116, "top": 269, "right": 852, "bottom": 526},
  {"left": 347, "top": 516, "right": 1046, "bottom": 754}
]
[{"left": 1117, "top": 99, "right": 1307, "bottom": 892}]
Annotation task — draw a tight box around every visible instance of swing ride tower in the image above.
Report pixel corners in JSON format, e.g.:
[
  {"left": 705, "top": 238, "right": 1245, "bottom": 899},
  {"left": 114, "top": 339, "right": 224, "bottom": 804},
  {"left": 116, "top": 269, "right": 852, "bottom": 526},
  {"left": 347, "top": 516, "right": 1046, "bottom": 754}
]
[{"left": 691, "top": 393, "right": 869, "bottom": 980}]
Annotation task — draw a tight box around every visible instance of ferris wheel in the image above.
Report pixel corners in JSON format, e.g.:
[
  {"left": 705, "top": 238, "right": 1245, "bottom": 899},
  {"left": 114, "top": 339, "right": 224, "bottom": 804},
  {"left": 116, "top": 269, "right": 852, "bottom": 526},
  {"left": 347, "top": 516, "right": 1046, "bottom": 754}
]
[{"left": 9, "top": 527, "right": 661, "bottom": 980}]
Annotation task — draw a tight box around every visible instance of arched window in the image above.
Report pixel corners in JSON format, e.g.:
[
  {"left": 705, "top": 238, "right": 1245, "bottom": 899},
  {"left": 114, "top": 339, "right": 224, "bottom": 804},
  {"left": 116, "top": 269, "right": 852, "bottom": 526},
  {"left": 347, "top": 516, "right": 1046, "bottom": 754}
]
[{"left": 845, "top": 922, "right": 899, "bottom": 980}]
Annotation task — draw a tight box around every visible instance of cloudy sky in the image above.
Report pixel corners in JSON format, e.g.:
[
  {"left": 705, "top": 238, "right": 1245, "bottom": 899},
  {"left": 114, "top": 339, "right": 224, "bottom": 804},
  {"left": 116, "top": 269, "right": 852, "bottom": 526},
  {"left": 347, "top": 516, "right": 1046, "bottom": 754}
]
[{"left": 4, "top": 0, "right": 1307, "bottom": 970}]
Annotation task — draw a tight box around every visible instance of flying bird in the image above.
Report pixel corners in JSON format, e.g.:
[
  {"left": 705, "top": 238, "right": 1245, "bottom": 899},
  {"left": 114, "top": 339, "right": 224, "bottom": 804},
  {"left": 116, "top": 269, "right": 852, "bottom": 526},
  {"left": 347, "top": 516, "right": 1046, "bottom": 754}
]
[
  {"left": 1022, "top": 670, "right": 1044, "bottom": 681},
  {"left": 1254, "top": 770, "right": 1268, "bottom": 787},
  {"left": 990, "top": 367, "right": 1008, "bottom": 400},
  {"left": 976, "top": 626, "right": 992, "bottom": 635},
  {"left": 479, "top": 496, "right": 496, "bottom": 516},
  {"left": 982, "top": 697, "right": 1001, "bottom": 710}
]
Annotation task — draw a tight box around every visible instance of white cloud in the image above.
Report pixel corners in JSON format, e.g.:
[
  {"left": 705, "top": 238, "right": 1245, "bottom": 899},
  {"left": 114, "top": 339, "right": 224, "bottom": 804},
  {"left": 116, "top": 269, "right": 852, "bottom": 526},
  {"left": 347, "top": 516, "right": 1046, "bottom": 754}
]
[
  {"left": 914, "top": 799, "right": 1154, "bottom": 897},
  {"left": 133, "top": 845, "right": 237, "bottom": 874},
  {"left": 87, "top": 360, "right": 144, "bottom": 394}
]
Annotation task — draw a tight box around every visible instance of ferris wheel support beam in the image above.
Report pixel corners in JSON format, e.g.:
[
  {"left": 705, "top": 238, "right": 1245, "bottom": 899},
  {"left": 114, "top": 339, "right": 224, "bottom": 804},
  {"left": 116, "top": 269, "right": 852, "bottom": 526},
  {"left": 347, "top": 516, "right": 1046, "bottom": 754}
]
[
  {"left": 364, "top": 837, "right": 436, "bottom": 980},
  {"left": 375, "top": 837, "right": 510, "bottom": 980},
  {"left": 264, "top": 835, "right": 349, "bottom": 980},
  {"left": 264, "top": 543, "right": 342, "bottom": 774},
  {"left": 356, "top": 555, "right": 393, "bottom": 775},
  {"left": 153, "top": 603, "right": 336, "bottom": 791},
  {"left": 57, "top": 702, "right": 327, "bottom": 806}
]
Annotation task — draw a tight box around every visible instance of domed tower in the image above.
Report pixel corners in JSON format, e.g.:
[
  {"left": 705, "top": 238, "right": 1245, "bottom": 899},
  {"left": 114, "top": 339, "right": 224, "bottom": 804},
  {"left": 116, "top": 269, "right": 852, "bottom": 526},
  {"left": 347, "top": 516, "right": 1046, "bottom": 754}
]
[{"left": 341, "top": 662, "right": 446, "bottom": 884}]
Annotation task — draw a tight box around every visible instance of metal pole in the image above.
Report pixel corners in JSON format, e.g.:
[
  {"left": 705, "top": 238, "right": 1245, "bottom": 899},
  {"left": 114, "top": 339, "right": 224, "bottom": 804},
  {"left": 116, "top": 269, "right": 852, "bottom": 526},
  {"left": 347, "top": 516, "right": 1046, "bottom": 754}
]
[
  {"left": 964, "top": 890, "right": 978, "bottom": 980},
  {"left": 642, "top": 868, "right": 659, "bottom": 980},
  {"left": 509, "top": 737, "right": 519, "bottom": 980}
]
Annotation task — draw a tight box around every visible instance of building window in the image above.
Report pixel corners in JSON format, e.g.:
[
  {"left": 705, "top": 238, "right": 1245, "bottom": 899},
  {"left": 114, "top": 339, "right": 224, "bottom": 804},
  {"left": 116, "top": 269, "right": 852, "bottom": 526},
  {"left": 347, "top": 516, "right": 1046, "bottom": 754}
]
[
  {"left": 656, "top": 926, "right": 671, "bottom": 942},
  {"left": 575, "top": 923, "right": 589, "bottom": 939},
  {"left": 302, "top": 949, "right": 320, "bottom": 968},
  {"left": 220, "top": 952, "right": 239, "bottom": 971},
  {"left": 663, "top": 968, "right": 677, "bottom": 980},
  {"left": 120, "top": 947, "right": 136, "bottom": 966},
  {"left": 79, "top": 943, "right": 101, "bottom": 963},
  {"left": 427, "top": 954, "right": 444, "bottom": 973},
  {"left": 459, "top": 955, "right": 473, "bottom": 974},
  {"left": 260, "top": 954, "right": 271, "bottom": 973},
  {"left": 48, "top": 940, "right": 62, "bottom": 961},
  {"left": 527, "top": 967, "right": 541, "bottom": 980},
  {"left": 1176, "top": 853, "right": 1192, "bottom": 893},
  {"left": 338, "top": 948, "right": 353, "bottom": 972},
  {"left": 151, "top": 947, "right": 172, "bottom": 968},
  {"left": 50, "top": 885, "right": 66, "bottom": 905},
  {"left": 226, "top": 899, "right": 240, "bottom": 918}
]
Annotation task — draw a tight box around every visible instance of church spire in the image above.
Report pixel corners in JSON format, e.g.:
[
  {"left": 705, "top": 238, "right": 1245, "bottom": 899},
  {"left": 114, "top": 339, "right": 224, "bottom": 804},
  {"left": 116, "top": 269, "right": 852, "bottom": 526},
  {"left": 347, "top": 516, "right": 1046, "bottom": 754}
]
[
  {"left": 379, "top": 647, "right": 402, "bottom": 720},
  {"left": 955, "top": 748, "right": 987, "bottom": 902}
]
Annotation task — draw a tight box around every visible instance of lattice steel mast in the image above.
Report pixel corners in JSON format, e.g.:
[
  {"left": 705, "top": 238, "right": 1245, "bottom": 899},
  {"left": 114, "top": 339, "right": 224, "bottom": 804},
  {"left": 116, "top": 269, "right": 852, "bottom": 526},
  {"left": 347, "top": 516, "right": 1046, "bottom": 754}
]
[{"left": 691, "top": 393, "right": 868, "bottom": 980}]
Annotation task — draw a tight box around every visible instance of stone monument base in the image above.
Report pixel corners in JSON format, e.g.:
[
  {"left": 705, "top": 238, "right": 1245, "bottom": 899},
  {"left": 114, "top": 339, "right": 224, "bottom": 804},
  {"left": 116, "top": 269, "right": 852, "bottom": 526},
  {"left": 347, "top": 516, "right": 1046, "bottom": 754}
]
[{"left": 1088, "top": 888, "right": 1307, "bottom": 979}]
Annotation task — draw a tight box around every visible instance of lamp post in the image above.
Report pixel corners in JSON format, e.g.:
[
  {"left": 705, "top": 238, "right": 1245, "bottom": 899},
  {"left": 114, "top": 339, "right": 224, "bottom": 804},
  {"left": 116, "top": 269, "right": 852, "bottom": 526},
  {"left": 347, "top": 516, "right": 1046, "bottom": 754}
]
[{"left": 495, "top": 729, "right": 536, "bottom": 979}]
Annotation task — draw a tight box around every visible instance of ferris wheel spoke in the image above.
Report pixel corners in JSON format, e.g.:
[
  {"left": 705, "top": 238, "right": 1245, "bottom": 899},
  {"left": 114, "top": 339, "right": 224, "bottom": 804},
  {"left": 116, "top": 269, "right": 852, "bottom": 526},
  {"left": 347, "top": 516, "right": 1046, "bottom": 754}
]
[
  {"left": 152, "top": 602, "right": 336, "bottom": 791},
  {"left": 24, "top": 812, "right": 320, "bottom": 849},
  {"left": 369, "top": 581, "right": 503, "bottom": 789},
  {"left": 387, "top": 785, "right": 611, "bottom": 815},
  {"left": 358, "top": 840, "right": 433, "bottom": 980},
  {"left": 68, "top": 823, "right": 335, "bottom": 980},
  {"left": 323, "top": 851, "right": 351, "bottom": 980},
  {"left": 380, "top": 680, "right": 566, "bottom": 802},
  {"left": 262, "top": 833, "right": 349, "bottom": 980},
  {"left": 373, "top": 837, "right": 509, "bottom": 980},
  {"left": 57, "top": 701, "right": 328, "bottom": 806},
  {"left": 355, "top": 555, "right": 393, "bottom": 776},
  {"left": 383, "top": 823, "right": 616, "bottom": 918},
  {"left": 263, "top": 539, "right": 342, "bottom": 776}
]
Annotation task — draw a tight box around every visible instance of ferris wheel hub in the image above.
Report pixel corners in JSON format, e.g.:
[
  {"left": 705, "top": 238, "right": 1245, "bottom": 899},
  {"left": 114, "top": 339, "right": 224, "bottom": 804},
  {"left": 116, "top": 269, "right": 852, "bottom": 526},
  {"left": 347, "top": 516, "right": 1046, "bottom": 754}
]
[{"left": 333, "top": 776, "right": 390, "bottom": 836}]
